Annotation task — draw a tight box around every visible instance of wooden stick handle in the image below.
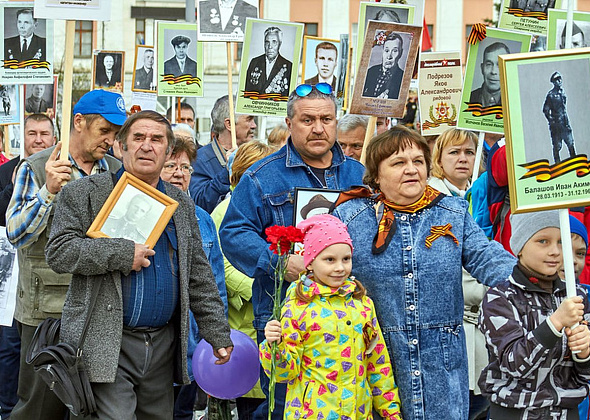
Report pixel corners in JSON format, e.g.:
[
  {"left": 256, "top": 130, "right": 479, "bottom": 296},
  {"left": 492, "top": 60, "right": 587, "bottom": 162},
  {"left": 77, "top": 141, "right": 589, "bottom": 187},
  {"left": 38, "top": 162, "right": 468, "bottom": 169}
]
[{"left": 227, "top": 42, "right": 237, "bottom": 150}]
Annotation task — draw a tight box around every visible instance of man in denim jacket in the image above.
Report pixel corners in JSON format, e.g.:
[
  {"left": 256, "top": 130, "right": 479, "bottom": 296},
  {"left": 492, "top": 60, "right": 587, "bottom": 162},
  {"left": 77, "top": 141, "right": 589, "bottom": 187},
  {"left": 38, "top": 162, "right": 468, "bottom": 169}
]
[{"left": 220, "top": 85, "right": 364, "bottom": 419}]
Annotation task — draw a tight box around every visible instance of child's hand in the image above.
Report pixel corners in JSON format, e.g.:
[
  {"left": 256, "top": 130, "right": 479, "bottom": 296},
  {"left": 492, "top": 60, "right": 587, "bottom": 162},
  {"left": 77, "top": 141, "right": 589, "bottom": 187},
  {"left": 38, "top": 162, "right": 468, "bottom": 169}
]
[
  {"left": 550, "top": 296, "right": 584, "bottom": 331},
  {"left": 264, "top": 320, "right": 282, "bottom": 344},
  {"left": 566, "top": 323, "right": 590, "bottom": 359}
]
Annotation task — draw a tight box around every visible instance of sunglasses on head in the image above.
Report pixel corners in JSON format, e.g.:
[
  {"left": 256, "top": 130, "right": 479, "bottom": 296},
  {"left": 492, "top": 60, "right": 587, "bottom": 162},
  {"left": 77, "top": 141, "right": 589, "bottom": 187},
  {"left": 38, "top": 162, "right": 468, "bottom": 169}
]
[{"left": 294, "top": 83, "right": 333, "bottom": 97}]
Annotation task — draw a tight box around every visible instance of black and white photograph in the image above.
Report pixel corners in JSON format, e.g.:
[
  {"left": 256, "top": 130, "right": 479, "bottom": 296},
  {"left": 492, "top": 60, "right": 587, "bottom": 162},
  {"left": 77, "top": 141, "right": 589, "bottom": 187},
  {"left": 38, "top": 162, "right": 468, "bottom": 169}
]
[
  {"left": 0, "top": 85, "right": 20, "bottom": 125},
  {"left": 547, "top": 10, "right": 590, "bottom": 50},
  {"left": 362, "top": 30, "right": 412, "bottom": 100},
  {"left": 508, "top": 0, "right": 556, "bottom": 13},
  {"left": 101, "top": 185, "right": 165, "bottom": 244},
  {"left": 24, "top": 76, "right": 57, "bottom": 116},
  {"left": 302, "top": 37, "right": 340, "bottom": 90},
  {"left": 517, "top": 58, "right": 590, "bottom": 164},
  {"left": 92, "top": 50, "right": 124, "bottom": 92},
  {"left": 468, "top": 38, "right": 522, "bottom": 108},
  {"left": 163, "top": 32, "right": 198, "bottom": 78},
  {"left": 132, "top": 45, "right": 156, "bottom": 92},
  {"left": 243, "top": 24, "right": 297, "bottom": 98},
  {"left": 336, "top": 34, "right": 350, "bottom": 108},
  {"left": 8, "top": 124, "right": 21, "bottom": 157},
  {"left": 293, "top": 188, "right": 341, "bottom": 225},
  {"left": 3, "top": 6, "right": 47, "bottom": 64},
  {"left": 350, "top": 21, "right": 422, "bottom": 117},
  {"left": 197, "top": 0, "right": 258, "bottom": 42},
  {"left": 0, "top": 227, "right": 17, "bottom": 326},
  {"left": 1, "top": 4, "right": 54, "bottom": 84}
]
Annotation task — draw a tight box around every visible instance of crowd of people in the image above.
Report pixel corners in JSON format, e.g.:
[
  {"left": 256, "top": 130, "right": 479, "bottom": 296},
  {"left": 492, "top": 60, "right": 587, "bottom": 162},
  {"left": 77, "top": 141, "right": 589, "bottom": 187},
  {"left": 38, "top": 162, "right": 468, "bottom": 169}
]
[{"left": 0, "top": 81, "right": 588, "bottom": 420}]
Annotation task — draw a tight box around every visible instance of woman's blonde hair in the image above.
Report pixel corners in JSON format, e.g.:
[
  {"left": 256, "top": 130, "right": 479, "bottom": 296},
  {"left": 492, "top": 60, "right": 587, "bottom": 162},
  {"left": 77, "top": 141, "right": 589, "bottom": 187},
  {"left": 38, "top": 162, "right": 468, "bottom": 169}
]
[
  {"left": 229, "top": 141, "right": 276, "bottom": 187},
  {"left": 295, "top": 276, "right": 366, "bottom": 303},
  {"left": 267, "top": 123, "right": 289, "bottom": 148},
  {"left": 430, "top": 128, "right": 478, "bottom": 180}
]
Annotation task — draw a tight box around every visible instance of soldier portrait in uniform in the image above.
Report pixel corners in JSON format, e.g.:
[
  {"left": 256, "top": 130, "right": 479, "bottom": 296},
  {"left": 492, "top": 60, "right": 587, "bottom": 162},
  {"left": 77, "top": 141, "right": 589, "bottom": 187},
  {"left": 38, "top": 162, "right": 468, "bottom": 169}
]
[
  {"left": 469, "top": 42, "right": 510, "bottom": 107},
  {"left": 163, "top": 35, "right": 197, "bottom": 78},
  {"left": 132, "top": 46, "right": 156, "bottom": 92},
  {"left": 101, "top": 190, "right": 164, "bottom": 244},
  {"left": 198, "top": 0, "right": 258, "bottom": 42},
  {"left": 24, "top": 83, "right": 53, "bottom": 114},
  {"left": 303, "top": 38, "right": 339, "bottom": 89},
  {"left": 543, "top": 71, "right": 577, "bottom": 163},
  {"left": 244, "top": 25, "right": 293, "bottom": 97},
  {"left": 3, "top": 7, "right": 46, "bottom": 64},
  {"left": 362, "top": 32, "right": 407, "bottom": 100}
]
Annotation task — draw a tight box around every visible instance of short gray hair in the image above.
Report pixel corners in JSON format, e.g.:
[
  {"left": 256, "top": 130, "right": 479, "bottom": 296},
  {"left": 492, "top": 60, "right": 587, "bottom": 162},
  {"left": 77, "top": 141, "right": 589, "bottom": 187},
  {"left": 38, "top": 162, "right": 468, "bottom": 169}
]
[
  {"left": 264, "top": 27, "right": 283, "bottom": 44},
  {"left": 117, "top": 110, "right": 176, "bottom": 154},
  {"left": 286, "top": 88, "right": 337, "bottom": 119},
  {"left": 338, "top": 114, "right": 368, "bottom": 133},
  {"left": 211, "top": 95, "right": 230, "bottom": 135}
]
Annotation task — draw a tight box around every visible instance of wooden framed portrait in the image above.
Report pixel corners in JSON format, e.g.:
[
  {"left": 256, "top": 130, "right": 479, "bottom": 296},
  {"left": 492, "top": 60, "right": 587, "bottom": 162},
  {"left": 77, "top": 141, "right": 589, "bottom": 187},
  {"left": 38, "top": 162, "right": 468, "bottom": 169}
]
[
  {"left": 350, "top": 20, "right": 422, "bottom": 118},
  {"left": 0, "top": 84, "right": 20, "bottom": 126},
  {"left": 132, "top": 45, "right": 156, "bottom": 93},
  {"left": 498, "top": 0, "right": 557, "bottom": 35},
  {"left": 92, "top": 50, "right": 124, "bottom": 93},
  {"left": 302, "top": 36, "right": 340, "bottom": 88},
  {"left": 458, "top": 28, "right": 532, "bottom": 134},
  {"left": 24, "top": 75, "right": 58, "bottom": 118},
  {"left": 355, "top": 1, "right": 416, "bottom": 70},
  {"left": 87, "top": 172, "right": 179, "bottom": 249},
  {"left": 156, "top": 21, "right": 203, "bottom": 97},
  {"left": 547, "top": 9, "right": 590, "bottom": 51},
  {"left": 499, "top": 48, "right": 590, "bottom": 213},
  {"left": 197, "top": 0, "right": 258, "bottom": 42},
  {"left": 236, "top": 18, "right": 304, "bottom": 117}
]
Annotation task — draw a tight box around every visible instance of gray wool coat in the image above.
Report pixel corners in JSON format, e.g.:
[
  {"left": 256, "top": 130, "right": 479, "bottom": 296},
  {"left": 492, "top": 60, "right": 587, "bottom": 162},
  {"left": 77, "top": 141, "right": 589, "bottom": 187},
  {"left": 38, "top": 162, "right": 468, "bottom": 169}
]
[{"left": 45, "top": 171, "right": 232, "bottom": 384}]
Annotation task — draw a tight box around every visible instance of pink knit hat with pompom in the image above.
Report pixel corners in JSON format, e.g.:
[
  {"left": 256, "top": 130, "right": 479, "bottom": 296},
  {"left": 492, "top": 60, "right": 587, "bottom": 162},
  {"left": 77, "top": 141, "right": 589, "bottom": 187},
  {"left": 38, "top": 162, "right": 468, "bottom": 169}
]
[{"left": 297, "top": 214, "right": 353, "bottom": 267}]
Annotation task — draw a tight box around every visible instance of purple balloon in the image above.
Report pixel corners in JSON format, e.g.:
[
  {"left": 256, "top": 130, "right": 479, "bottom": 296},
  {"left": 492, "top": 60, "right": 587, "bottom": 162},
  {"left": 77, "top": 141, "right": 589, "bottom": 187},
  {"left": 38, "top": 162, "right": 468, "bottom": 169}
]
[{"left": 193, "top": 329, "right": 260, "bottom": 400}]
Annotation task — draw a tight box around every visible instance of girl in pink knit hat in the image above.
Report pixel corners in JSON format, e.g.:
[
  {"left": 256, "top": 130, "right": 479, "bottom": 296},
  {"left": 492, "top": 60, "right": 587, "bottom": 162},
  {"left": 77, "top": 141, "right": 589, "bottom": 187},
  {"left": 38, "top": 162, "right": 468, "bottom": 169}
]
[{"left": 260, "top": 214, "right": 402, "bottom": 419}]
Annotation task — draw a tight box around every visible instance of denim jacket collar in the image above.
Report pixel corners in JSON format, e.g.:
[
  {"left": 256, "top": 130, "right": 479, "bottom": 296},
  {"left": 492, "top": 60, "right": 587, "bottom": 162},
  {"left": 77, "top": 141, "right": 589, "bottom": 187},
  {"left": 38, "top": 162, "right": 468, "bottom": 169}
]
[{"left": 285, "top": 137, "right": 346, "bottom": 169}]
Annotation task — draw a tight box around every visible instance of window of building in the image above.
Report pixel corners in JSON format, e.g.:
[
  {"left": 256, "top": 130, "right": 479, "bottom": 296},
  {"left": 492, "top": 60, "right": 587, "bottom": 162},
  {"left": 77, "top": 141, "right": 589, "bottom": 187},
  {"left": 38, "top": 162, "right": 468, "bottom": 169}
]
[
  {"left": 303, "top": 23, "right": 318, "bottom": 37},
  {"left": 427, "top": 24, "right": 434, "bottom": 41},
  {"left": 136, "top": 19, "right": 146, "bottom": 45},
  {"left": 74, "top": 21, "right": 93, "bottom": 58}
]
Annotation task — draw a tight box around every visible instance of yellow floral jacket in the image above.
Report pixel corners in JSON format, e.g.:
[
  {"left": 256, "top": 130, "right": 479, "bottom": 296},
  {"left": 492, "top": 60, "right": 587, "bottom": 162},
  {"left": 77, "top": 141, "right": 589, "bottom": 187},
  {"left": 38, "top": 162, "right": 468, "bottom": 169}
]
[{"left": 259, "top": 278, "right": 402, "bottom": 419}]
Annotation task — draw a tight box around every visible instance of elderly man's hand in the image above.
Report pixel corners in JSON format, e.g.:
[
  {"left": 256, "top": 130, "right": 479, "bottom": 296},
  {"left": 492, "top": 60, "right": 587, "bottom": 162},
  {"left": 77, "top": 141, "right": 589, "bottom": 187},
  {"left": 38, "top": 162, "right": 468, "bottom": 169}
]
[
  {"left": 214, "top": 346, "right": 233, "bottom": 365},
  {"left": 285, "top": 254, "right": 305, "bottom": 282},
  {"left": 132, "top": 244, "right": 155, "bottom": 271},
  {"left": 46, "top": 143, "right": 72, "bottom": 194}
]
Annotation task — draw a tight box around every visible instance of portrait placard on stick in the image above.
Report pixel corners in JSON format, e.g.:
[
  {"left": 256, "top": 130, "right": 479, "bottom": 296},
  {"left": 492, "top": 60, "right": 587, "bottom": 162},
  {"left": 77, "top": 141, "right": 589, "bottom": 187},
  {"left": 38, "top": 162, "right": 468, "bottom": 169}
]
[
  {"left": 0, "top": 85, "right": 20, "bottom": 126},
  {"left": 418, "top": 51, "right": 462, "bottom": 136},
  {"left": 24, "top": 75, "right": 58, "bottom": 119},
  {"left": 302, "top": 36, "right": 340, "bottom": 89},
  {"left": 87, "top": 172, "right": 179, "bottom": 249},
  {"left": 547, "top": 9, "right": 590, "bottom": 51},
  {"left": 458, "top": 27, "right": 531, "bottom": 134},
  {"left": 33, "top": 0, "right": 111, "bottom": 21},
  {"left": 236, "top": 18, "right": 304, "bottom": 117},
  {"left": 157, "top": 21, "right": 203, "bottom": 97},
  {"left": 356, "top": 1, "right": 416, "bottom": 70},
  {"left": 499, "top": 48, "right": 590, "bottom": 213},
  {"left": 132, "top": 45, "right": 156, "bottom": 93},
  {"left": 197, "top": 0, "right": 258, "bottom": 42},
  {"left": 92, "top": 50, "right": 124, "bottom": 93},
  {"left": 1, "top": 3, "right": 54, "bottom": 84},
  {"left": 498, "top": 0, "right": 557, "bottom": 35},
  {"left": 337, "top": 34, "right": 351, "bottom": 110},
  {"left": 349, "top": 21, "right": 422, "bottom": 118}
]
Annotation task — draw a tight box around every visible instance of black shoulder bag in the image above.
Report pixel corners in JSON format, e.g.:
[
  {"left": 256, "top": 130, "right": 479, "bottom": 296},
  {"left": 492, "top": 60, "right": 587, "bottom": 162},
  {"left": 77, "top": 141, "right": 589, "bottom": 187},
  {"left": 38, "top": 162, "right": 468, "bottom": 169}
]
[{"left": 26, "top": 281, "right": 101, "bottom": 417}]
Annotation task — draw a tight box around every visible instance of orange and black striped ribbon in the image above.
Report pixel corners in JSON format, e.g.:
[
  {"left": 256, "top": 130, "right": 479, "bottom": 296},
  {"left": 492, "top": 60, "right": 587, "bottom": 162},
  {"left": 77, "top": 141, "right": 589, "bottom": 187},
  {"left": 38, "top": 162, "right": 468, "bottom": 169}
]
[
  {"left": 519, "top": 155, "right": 590, "bottom": 182},
  {"left": 467, "top": 23, "right": 487, "bottom": 45},
  {"left": 425, "top": 223, "right": 459, "bottom": 248}
]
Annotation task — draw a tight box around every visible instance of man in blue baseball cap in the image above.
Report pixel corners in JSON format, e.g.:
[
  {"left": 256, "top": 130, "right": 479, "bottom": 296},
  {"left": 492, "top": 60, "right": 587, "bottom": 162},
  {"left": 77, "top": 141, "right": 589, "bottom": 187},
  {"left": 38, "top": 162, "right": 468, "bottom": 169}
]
[{"left": 6, "top": 89, "right": 125, "bottom": 420}]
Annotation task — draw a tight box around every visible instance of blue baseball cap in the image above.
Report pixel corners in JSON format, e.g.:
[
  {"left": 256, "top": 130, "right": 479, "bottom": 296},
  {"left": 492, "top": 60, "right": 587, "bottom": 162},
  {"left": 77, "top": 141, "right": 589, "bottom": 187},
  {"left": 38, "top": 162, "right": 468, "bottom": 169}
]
[{"left": 73, "top": 90, "right": 127, "bottom": 126}]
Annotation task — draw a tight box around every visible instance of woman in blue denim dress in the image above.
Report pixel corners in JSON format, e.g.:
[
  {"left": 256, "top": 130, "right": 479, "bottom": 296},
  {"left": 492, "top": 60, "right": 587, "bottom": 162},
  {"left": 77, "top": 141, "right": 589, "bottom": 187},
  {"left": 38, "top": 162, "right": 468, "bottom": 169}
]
[{"left": 332, "top": 126, "right": 516, "bottom": 420}]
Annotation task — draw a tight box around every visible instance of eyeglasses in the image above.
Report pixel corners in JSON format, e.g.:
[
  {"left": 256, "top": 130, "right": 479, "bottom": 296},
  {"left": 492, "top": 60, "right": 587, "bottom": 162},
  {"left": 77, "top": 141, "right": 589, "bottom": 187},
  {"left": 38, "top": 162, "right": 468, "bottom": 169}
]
[
  {"left": 294, "top": 83, "right": 333, "bottom": 97},
  {"left": 162, "top": 162, "right": 193, "bottom": 175}
]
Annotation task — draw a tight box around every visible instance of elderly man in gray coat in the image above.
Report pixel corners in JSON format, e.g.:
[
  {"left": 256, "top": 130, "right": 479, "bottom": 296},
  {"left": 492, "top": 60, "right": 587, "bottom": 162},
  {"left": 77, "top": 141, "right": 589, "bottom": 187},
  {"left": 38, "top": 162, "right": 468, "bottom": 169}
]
[{"left": 46, "top": 110, "right": 233, "bottom": 419}]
